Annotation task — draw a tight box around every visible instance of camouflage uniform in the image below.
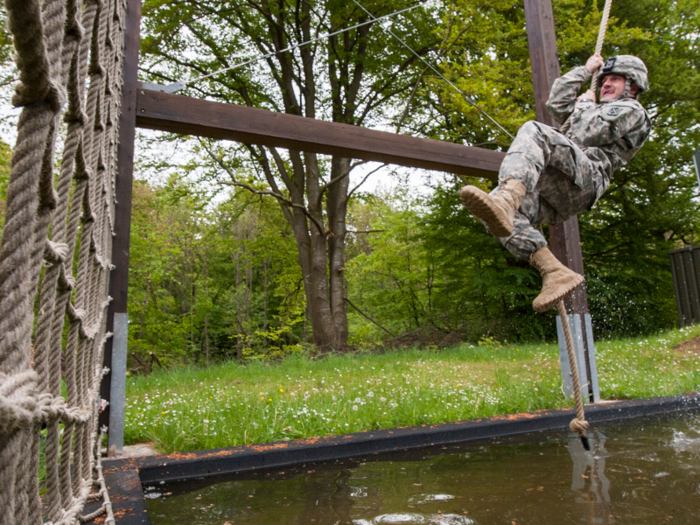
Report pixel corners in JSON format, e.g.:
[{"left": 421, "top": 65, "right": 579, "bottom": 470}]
[{"left": 492, "top": 65, "right": 651, "bottom": 260}]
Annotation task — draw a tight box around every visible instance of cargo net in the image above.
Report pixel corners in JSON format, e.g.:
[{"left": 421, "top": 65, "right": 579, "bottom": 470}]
[{"left": 0, "top": 0, "right": 127, "bottom": 523}]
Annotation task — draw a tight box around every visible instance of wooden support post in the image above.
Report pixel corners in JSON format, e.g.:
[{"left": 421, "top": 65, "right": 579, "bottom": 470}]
[
  {"left": 524, "top": 0, "right": 598, "bottom": 402},
  {"left": 100, "top": 0, "right": 142, "bottom": 444}
]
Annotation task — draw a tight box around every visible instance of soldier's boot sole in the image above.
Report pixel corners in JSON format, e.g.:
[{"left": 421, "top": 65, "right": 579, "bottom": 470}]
[
  {"left": 459, "top": 186, "right": 514, "bottom": 237},
  {"left": 532, "top": 270, "right": 584, "bottom": 313},
  {"left": 530, "top": 246, "right": 585, "bottom": 313}
]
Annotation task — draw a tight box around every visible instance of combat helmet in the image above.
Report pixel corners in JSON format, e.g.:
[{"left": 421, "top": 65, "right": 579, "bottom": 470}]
[{"left": 597, "top": 55, "right": 649, "bottom": 99}]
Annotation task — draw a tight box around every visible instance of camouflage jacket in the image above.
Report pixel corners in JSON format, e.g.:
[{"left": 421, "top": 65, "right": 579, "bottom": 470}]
[{"left": 545, "top": 66, "right": 651, "bottom": 180}]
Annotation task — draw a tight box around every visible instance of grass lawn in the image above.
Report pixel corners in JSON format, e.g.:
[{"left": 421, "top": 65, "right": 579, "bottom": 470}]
[{"left": 124, "top": 325, "right": 700, "bottom": 454}]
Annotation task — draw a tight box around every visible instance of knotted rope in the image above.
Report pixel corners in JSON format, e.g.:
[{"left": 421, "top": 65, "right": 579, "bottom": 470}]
[
  {"left": 558, "top": 300, "right": 590, "bottom": 450},
  {"left": 0, "top": 0, "right": 127, "bottom": 523}
]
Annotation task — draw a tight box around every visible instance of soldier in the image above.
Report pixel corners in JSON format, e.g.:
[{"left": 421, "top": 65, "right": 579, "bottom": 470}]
[{"left": 460, "top": 54, "right": 651, "bottom": 313}]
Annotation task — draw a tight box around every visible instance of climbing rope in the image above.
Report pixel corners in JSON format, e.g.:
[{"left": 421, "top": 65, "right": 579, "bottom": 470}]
[
  {"left": 560, "top": 0, "right": 613, "bottom": 134},
  {"left": 0, "top": 0, "right": 127, "bottom": 523},
  {"left": 589, "top": 0, "right": 613, "bottom": 94},
  {"left": 553, "top": 2, "right": 613, "bottom": 448},
  {"left": 551, "top": 2, "right": 614, "bottom": 449},
  {"left": 558, "top": 300, "right": 590, "bottom": 450}
]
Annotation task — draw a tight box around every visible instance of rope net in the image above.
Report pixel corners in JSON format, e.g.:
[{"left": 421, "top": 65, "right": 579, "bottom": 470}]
[{"left": 0, "top": 0, "right": 128, "bottom": 523}]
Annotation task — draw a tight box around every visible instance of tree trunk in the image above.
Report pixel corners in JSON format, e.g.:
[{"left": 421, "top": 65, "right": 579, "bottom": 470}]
[
  {"left": 289, "top": 199, "right": 339, "bottom": 352},
  {"left": 235, "top": 242, "right": 242, "bottom": 361},
  {"left": 204, "top": 315, "right": 209, "bottom": 367},
  {"left": 327, "top": 156, "right": 350, "bottom": 346},
  {"left": 263, "top": 257, "right": 269, "bottom": 353},
  {"left": 138, "top": 276, "right": 150, "bottom": 339}
]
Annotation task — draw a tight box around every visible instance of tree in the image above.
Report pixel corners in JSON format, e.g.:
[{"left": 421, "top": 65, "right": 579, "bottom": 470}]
[
  {"left": 126, "top": 171, "right": 308, "bottom": 368},
  {"left": 346, "top": 184, "right": 551, "bottom": 345},
  {"left": 140, "top": 0, "right": 440, "bottom": 350}
]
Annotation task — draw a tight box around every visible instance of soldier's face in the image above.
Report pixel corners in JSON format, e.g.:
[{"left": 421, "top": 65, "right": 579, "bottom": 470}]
[{"left": 600, "top": 74, "right": 638, "bottom": 100}]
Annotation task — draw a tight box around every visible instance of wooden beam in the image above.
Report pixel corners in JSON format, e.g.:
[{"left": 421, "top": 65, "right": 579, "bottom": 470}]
[
  {"left": 135, "top": 89, "right": 504, "bottom": 179},
  {"left": 100, "top": 0, "right": 141, "bottom": 434},
  {"left": 524, "top": 0, "right": 590, "bottom": 316},
  {"left": 523, "top": 0, "right": 561, "bottom": 129}
]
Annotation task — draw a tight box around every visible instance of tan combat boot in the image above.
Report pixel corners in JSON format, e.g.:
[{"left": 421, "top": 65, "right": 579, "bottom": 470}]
[
  {"left": 529, "top": 247, "right": 585, "bottom": 313},
  {"left": 459, "top": 178, "right": 526, "bottom": 237}
]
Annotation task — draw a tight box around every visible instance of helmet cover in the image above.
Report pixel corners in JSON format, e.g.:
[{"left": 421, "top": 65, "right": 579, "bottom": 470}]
[{"left": 597, "top": 55, "right": 649, "bottom": 96}]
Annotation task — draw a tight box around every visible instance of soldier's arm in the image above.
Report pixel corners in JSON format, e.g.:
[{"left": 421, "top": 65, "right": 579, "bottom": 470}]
[{"left": 545, "top": 66, "right": 593, "bottom": 125}]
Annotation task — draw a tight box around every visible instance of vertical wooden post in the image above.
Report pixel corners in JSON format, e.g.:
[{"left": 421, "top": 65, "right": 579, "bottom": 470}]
[
  {"left": 100, "top": 0, "right": 142, "bottom": 439},
  {"left": 523, "top": 0, "right": 598, "bottom": 402}
]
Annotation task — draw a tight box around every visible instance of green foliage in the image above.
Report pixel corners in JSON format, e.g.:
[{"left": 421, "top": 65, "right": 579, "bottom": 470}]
[
  {"left": 345, "top": 183, "right": 551, "bottom": 345},
  {"left": 346, "top": 191, "right": 430, "bottom": 339},
  {"left": 124, "top": 325, "right": 700, "bottom": 452},
  {"left": 127, "top": 175, "right": 307, "bottom": 370}
]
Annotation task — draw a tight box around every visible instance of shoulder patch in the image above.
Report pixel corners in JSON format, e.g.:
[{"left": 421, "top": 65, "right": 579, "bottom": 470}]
[{"left": 600, "top": 101, "right": 638, "bottom": 122}]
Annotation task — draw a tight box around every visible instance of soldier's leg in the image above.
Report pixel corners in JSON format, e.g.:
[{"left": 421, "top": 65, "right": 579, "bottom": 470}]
[
  {"left": 494, "top": 189, "right": 585, "bottom": 313},
  {"left": 460, "top": 120, "right": 571, "bottom": 237},
  {"left": 537, "top": 161, "right": 601, "bottom": 221},
  {"left": 495, "top": 191, "right": 548, "bottom": 260},
  {"left": 496, "top": 121, "right": 553, "bottom": 192},
  {"left": 506, "top": 121, "right": 602, "bottom": 220}
]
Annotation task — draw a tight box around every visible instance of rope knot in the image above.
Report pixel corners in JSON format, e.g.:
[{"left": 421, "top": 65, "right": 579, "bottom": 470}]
[
  {"left": 12, "top": 79, "right": 66, "bottom": 113},
  {"left": 569, "top": 417, "right": 589, "bottom": 434},
  {"left": 64, "top": 108, "right": 88, "bottom": 126},
  {"left": 0, "top": 370, "right": 41, "bottom": 435},
  {"left": 59, "top": 270, "right": 76, "bottom": 291},
  {"left": 44, "top": 240, "right": 70, "bottom": 265},
  {"left": 68, "top": 305, "right": 87, "bottom": 323},
  {"left": 38, "top": 393, "right": 66, "bottom": 420}
]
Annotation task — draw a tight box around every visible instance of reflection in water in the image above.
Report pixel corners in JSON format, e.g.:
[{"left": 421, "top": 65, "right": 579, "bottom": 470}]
[
  {"left": 568, "top": 431, "right": 613, "bottom": 524},
  {"left": 354, "top": 513, "right": 475, "bottom": 524},
  {"left": 146, "top": 412, "right": 700, "bottom": 525},
  {"left": 408, "top": 494, "right": 455, "bottom": 505}
]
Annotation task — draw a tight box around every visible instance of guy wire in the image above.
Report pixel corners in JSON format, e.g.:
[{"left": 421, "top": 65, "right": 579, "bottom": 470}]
[
  {"left": 172, "top": 3, "right": 424, "bottom": 90},
  {"left": 350, "top": 0, "right": 515, "bottom": 141}
]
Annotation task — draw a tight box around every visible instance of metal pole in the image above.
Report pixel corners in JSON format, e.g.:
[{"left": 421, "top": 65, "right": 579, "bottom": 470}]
[
  {"left": 108, "top": 313, "right": 129, "bottom": 454},
  {"left": 693, "top": 149, "right": 700, "bottom": 191}
]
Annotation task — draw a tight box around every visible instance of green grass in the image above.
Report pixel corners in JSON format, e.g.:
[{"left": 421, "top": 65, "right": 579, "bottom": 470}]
[{"left": 124, "top": 325, "right": 700, "bottom": 454}]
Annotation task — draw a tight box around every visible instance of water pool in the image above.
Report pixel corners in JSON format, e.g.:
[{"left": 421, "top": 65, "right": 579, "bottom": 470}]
[{"left": 144, "top": 412, "right": 700, "bottom": 524}]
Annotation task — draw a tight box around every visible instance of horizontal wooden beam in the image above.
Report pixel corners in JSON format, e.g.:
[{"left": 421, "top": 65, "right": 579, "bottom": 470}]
[{"left": 135, "top": 88, "right": 504, "bottom": 179}]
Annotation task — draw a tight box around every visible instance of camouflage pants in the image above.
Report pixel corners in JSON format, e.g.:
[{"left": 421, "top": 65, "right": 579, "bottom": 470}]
[{"left": 491, "top": 121, "right": 606, "bottom": 260}]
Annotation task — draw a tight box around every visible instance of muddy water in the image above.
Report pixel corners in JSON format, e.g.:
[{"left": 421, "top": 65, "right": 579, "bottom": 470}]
[{"left": 145, "top": 412, "right": 700, "bottom": 524}]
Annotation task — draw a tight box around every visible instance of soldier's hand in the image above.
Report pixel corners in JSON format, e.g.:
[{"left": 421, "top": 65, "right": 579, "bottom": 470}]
[
  {"left": 586, "top": 54, "right": 605, "bottom": 74},
  {"left": 577, "top": 89, "right": 596, "bottom": 103}
]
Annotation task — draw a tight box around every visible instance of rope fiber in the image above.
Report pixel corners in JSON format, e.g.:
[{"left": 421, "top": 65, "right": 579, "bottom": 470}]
[
  {"left": 558, "top": 300, "right": 590, "bottom": 450},
  {"left": 0, "top": 0, "right": 127, "bottom": 523},
  {"left": 559, "top": 0, "right": 613, "bottom": 134}
]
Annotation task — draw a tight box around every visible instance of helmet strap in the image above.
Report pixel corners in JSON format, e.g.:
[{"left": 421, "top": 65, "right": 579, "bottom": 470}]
[{"left": 620, "top": 78, "right": 641, "bottom": 100}]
